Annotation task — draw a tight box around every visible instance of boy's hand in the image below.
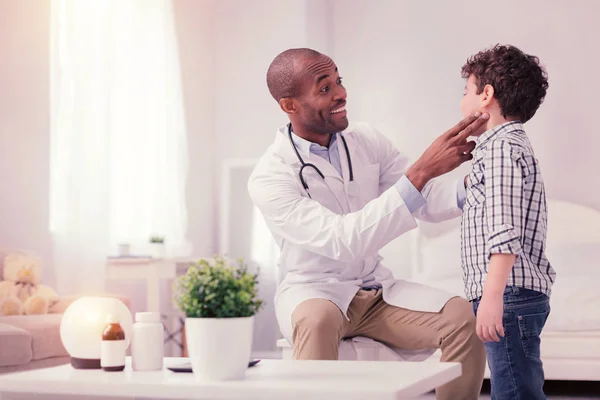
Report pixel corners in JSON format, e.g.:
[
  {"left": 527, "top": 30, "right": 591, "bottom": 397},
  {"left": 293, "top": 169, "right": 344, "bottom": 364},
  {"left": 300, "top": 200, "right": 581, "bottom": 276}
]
[
  {"left": 476, "top": 294, "right": 505, "bottom": 342},
  {"left": 477, "top": 253, "right": 516, "bottom": 342}
]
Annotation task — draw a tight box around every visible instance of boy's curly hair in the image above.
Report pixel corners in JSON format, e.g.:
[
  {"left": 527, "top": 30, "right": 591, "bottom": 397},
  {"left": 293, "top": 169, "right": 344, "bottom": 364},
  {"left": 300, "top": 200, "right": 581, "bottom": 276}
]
[{"left": 461, "top": 44, "right": 549, "bottom": 123}]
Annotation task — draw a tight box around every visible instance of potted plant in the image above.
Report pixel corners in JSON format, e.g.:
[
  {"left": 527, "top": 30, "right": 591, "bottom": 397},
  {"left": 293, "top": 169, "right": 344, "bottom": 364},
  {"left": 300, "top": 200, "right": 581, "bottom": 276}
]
[
  {"left": 149, "top": 235, "right": 165, "bottom": 259},
  {"left": 173, "top": 255, "right": 263, "bottom": 381}
]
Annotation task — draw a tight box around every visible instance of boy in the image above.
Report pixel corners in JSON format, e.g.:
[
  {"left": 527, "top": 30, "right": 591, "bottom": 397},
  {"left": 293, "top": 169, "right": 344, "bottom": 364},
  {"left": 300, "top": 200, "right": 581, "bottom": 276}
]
[{"left": 459, "top": 44, "right": 556, "bottom": 400}]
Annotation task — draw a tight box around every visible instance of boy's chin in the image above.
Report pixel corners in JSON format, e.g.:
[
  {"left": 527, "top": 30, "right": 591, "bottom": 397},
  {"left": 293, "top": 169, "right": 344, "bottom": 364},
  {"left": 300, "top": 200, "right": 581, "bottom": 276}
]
[{"left": 462, "top": 111, "right": 476, "bottom": 120}]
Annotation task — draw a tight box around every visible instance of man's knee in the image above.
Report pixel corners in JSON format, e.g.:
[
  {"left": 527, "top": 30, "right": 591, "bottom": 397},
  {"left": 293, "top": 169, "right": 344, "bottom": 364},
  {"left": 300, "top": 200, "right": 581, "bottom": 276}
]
[
  {"left": 292, "top": 299, "right": 344, "bottom": 338},
  {"left": 443, "top": 297, "right": 477, "bottom": 336}
]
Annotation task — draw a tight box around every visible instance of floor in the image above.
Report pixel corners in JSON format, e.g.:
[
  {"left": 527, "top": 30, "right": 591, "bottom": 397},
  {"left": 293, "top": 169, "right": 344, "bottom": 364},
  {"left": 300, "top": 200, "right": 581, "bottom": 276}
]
[
  {"left": 419, "top": 380, "right": 600, "bottom": 399},
  {"left": 2, "top": 380, "right": 599, "bottom": 399}
]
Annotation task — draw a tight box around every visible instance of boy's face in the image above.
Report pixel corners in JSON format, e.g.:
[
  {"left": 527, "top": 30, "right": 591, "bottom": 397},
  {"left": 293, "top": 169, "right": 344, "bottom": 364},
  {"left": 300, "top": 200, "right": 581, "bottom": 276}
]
[{"left": 460, "top": 75, "right": 484, "bottom": 118}]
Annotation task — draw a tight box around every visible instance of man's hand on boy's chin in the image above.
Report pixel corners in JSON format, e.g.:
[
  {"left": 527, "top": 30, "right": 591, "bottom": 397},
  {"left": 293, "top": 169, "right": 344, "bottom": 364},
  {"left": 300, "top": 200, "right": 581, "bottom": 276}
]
[
  {"left": 406, "top": 112, "right": 489, "bottom": 191},
  {"left": 469, "top": 111, "right": 489, "bottom": 137}
]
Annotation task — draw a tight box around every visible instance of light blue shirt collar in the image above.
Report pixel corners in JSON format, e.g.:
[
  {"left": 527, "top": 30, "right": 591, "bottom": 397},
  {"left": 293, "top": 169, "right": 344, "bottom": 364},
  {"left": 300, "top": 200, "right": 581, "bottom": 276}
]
[{"left": 290, "top": 132, "right": 338, "bottom": 158}]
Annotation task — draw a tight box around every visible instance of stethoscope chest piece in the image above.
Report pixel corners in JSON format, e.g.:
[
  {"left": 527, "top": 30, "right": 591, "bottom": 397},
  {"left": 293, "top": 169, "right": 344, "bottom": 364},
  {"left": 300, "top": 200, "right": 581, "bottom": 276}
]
[{"left": 345, "top": 181, "right": 360, "bottom": 197}]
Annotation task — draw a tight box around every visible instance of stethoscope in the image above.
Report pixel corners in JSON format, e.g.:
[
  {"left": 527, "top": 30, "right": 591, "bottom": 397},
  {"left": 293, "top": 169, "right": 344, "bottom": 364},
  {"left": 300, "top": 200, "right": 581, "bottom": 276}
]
[{"left": 287, "top": 123, "right": 357, "bottom": 198}]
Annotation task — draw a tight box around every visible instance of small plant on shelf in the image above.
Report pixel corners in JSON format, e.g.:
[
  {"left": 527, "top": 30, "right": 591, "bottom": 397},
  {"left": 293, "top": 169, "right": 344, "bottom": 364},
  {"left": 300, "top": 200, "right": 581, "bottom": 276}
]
[
  {"left": 149, "top": 235, "right": 165, "bottom": 258},
  {"left": 149, "top": 235, "right": 165, "bottom": 244}
]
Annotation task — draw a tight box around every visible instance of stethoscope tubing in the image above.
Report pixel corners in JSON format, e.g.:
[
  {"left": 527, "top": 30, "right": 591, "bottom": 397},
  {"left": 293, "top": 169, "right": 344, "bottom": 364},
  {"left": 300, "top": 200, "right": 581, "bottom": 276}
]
[{"left": 287, "top": 123, "right": 354, "bottom": 193}]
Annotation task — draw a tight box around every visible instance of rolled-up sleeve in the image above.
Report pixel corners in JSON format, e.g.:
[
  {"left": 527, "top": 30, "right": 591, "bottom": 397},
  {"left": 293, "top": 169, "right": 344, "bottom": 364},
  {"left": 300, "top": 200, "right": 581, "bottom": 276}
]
[{"left": 484, "top": 140, "right": 524, "bottom": 258}]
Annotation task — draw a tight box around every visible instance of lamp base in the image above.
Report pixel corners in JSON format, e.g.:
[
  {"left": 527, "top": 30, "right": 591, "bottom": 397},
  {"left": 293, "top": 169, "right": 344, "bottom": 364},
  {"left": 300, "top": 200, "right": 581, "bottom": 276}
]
[{"left": 71, "top": 357, "right": 101, "bottom": 369}]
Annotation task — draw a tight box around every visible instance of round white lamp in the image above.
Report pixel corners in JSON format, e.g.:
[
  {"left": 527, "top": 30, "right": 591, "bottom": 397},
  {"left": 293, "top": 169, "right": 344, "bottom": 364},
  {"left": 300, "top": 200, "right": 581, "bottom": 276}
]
[{"left": 60, "top": 296, "right": 133, "bottom": 369}]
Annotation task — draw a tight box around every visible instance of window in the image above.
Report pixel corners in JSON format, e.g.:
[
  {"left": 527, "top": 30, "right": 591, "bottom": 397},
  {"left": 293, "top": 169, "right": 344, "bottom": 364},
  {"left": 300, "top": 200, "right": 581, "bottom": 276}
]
[{"left": 49, "top": 0, "right": 189, "bottom": 293}]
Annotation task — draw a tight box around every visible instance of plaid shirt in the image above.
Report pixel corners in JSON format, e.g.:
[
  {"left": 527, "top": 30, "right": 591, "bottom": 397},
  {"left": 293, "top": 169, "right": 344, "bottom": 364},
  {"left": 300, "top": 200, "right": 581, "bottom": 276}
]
[{"left": 460, "top": 121, "right": 556, "bottom": 301}]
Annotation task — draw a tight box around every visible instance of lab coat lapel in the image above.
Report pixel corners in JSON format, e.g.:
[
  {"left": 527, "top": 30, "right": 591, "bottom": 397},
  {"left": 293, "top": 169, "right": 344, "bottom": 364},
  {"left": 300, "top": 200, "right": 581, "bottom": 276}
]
[
  {"left": 336, "top": 134, "right": 349, "bottom": 182},
  {"left": 307, "top": 155, "right": 349, "bottom": 210},
  {"left": 336, "top": 133, "right": 358, "bottom": 199},
  {"left": 339, "top": 133, "right": 374, "bottom": 209}
]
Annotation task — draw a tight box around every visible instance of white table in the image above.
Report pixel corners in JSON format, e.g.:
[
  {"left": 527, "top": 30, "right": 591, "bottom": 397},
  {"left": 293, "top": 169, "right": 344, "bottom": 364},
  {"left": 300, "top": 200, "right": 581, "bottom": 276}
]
[
  {"left": 106, "top": 257, "right": 201, "bottom": 357},
  {"left": 107, "top": 258, "right": 198, "bottom": 312},
  {"left": 0, "top": 357, "right": 460, "bottom": 400}
]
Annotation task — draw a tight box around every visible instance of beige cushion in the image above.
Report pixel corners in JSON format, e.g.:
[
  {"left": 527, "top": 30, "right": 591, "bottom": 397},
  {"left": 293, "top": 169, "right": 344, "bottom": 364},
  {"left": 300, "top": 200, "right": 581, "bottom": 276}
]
[
  {"left": 2, "top": 314, "right": 67, "bottom": 361},
  {"left": 0, "top": 323, "right": 32, "bottom": 366}
]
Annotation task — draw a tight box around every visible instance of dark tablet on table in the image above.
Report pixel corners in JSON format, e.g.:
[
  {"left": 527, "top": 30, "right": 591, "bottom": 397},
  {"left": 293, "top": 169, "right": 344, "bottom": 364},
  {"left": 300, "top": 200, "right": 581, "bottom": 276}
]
[{"left": 167, "top": 359, "right": 260, "bottom": 373}]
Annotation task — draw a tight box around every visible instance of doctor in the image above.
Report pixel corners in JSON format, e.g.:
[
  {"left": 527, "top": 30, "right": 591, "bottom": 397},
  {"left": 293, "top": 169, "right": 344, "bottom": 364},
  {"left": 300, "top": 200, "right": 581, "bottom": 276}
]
[{"left": 248, "top": 48, "right": 488, "bottom": 400}]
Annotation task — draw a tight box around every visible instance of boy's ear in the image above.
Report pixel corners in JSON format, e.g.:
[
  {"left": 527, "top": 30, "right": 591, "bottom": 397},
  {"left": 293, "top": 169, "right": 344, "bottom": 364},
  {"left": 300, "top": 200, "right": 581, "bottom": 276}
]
[{"left": 480, "top": 84, "right": 495, "bottom": 107}]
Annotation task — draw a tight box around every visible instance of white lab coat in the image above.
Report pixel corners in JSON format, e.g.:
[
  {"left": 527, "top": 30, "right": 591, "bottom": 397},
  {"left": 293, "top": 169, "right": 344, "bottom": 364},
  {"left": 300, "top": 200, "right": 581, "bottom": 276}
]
[{"left": 248, "top": 121, "right": 461, "bottom": 343}]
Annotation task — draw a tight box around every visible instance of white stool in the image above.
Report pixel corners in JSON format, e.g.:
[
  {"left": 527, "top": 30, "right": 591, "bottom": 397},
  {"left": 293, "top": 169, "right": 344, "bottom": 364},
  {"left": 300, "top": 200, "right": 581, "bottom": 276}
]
[{"left": 277, "top": 336, "right": 437, "bottom": 362}]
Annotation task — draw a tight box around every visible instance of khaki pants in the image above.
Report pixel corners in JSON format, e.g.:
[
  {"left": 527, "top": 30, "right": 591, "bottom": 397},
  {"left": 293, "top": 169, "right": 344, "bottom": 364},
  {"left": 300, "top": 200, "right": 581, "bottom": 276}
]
[{"left": 291, "top": 289, "right": 485, "bottom": 400}]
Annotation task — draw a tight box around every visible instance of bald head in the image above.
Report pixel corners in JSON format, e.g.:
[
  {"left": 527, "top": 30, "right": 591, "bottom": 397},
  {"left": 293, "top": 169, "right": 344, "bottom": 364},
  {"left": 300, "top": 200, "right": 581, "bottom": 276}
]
[
  {"left": 266, "top": 48, "right": 323, "bottom": 102},
  {"left": 266, "top": 48, "right": 348, "bottom": 137}
]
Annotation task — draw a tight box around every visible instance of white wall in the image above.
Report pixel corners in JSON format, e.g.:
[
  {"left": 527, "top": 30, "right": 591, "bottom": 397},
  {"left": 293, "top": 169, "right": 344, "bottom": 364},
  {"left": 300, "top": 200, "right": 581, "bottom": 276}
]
[
  {"left": 328, "top": 0, "right": 600, "bottom": 277},
  {"left": 173, "top": 0, "right": 216, "bottom": 258},
  {"left": 330, "top": 0, "right": 599, "bottom": 211},
  {"left": 0, "top": 0, "right": 53, "bottom": 282}
]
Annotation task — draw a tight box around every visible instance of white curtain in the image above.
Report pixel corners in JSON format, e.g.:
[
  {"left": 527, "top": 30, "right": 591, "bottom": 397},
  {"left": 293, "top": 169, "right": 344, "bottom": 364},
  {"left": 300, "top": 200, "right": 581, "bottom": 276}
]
[{"left": 50, "top": 0, "right": 190, "bottom": 295}]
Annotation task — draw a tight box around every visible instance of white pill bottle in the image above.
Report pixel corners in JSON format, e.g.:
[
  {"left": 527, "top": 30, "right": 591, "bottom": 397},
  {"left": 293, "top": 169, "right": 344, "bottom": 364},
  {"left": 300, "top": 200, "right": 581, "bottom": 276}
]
[{"left": 131, "top": 312, "right": 164, "bottom": 371}]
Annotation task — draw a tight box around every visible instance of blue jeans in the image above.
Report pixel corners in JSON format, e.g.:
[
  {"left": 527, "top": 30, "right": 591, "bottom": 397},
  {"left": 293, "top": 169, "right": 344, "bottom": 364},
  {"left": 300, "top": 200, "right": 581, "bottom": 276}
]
[{"left": 472, "top": 286, "right": 550, "bottom": 400}]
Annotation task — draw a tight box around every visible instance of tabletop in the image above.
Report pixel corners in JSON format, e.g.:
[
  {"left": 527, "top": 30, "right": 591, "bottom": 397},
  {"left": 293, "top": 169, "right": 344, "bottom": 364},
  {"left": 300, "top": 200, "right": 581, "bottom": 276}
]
[{"left": 0, "top": 357, "right": 461, "bottom": 400}]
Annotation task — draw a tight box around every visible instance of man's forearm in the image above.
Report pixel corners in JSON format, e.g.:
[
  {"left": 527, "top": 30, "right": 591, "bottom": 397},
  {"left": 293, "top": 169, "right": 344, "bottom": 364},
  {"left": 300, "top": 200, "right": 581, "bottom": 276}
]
[
  {"left": 483, "top": 254, "right": 517, "bottom": 298},
  {"left": 405, "top": 164, "right": 430, "bottom": 192}
]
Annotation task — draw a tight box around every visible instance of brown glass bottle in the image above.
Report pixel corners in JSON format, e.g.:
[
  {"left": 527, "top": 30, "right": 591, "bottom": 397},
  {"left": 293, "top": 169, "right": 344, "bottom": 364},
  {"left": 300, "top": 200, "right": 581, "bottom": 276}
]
[{"left": 101, "top": 314, "right": 126, "bottom": 371}]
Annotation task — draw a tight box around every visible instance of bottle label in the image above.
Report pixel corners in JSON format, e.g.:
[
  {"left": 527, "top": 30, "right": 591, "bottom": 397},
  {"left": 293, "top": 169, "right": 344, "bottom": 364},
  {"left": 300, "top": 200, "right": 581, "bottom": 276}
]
[{"left": 101, "top": 340, "right": 126, "bottom": 368}]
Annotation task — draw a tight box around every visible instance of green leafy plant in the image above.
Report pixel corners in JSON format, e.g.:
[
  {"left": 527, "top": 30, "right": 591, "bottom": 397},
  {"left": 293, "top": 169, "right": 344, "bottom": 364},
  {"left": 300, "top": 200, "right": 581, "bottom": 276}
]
[
  {"left": 173, "top": 255, "right": 263, "bottom": 318},
  {"left": 150, "top": 235, "right": 164, "bottom": 244}
]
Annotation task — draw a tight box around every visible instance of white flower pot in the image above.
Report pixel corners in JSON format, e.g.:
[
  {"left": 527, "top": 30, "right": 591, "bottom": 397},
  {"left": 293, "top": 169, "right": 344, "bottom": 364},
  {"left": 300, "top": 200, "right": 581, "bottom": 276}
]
[
  {"left": 117, "top": 243, "right": 130, "bottom": 256},
  {"left": 185, "top": 316, "right": 254, "bottom": 381},
  {"left": 150, "top": 243, "right": 165, "bottom": 259}
]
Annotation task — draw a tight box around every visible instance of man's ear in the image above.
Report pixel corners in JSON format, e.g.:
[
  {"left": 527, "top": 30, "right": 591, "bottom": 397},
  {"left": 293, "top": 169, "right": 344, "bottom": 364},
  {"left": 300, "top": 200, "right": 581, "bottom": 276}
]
[
  {"left": 480, "top": 84, "right": 495, "bottom": 107},
  {"left": 279, "top": 98, "right": 297, "bottom": 115}
]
